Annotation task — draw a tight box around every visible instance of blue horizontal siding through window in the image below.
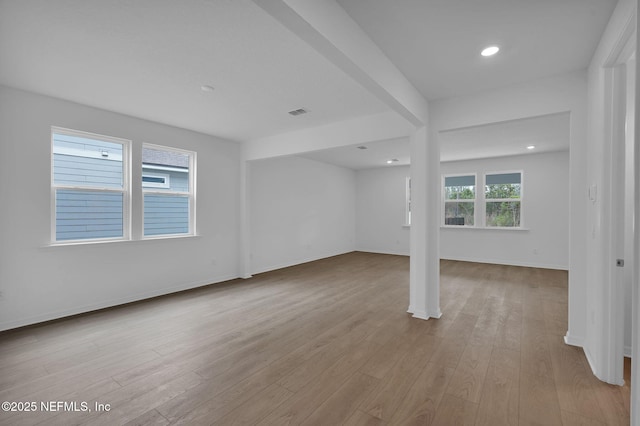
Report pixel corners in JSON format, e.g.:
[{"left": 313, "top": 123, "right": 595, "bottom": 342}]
[
  {"left": 56, "top": 190, "right": 123, "bottom": 241},
  {"left": 53, "top": 133, "right": 124, "bottom": 153},
  {"left": 144, "top": 194, "right": 189, "bottom": 236},
  {"left": 54, "top": 154, "right": 122, "bottom": 188}
]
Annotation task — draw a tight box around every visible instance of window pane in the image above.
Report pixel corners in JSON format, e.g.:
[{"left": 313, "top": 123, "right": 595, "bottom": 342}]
[
  {"left": 485, "top": 173, "right": 521, "bottom": 199},
  {"left": 144, "top": 194, "right": 189, "bottom": 236},
  {"left": 445, "top": 190, "right": 475, "bottom": 203},
  {"left": 142, "top": 147, "right": 189, "bottom": 192},
  {"left": 53, "top": 133, "right": 123, "bottom": 188},
  {"left": 486, "top": 201, "right": 521, "bottom": 227},
  {"left": 142, "top": 145, "right": 193, "bottom": 237},
  {"left": 444, "top": 175, "right": 475, "bottom": 200},
  {"left": 444, "top": 201, "right": 474, "bottom": 226},
  {"left": 55, "top": 189, "right": 123, "bottom": 241}
]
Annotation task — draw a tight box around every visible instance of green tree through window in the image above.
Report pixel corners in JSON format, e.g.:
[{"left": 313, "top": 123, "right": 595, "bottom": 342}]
[
  {"left": 485, "top": 173, "right": 521, "bottom": 227},
  {"left": 444, "top": 175, "right": 475, "bottom": 226}
]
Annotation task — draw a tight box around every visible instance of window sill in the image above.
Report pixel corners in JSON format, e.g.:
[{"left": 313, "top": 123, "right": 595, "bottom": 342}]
[
  {"left": 44, "top": 234, "right": 200, "bottom": 248},
  {"left": 440, "top": 226, "right": 530, "bottom": 231}
]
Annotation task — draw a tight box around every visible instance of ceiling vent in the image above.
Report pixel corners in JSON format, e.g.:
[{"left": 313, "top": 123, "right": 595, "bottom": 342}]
[{"left": 288, "top": 108, "right": 308, "bottom": 116}]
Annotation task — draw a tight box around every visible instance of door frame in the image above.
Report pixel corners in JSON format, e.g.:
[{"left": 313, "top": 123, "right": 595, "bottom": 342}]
[{"left": 601, "top": 16, "right": 636, "bottom": 387}]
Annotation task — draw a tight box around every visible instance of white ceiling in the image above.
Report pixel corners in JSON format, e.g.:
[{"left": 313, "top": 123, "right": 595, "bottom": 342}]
[
  {"left": 0, "top": 0, "right": 388, "bottom": 142},
  {"left": 299, "top": 112, "right": 569, "bottom": 169},
  {"left": 337, "top": 0, "right": 618, "bottom": 100},
  {"left": 439, "top": 112, "right": 570, "bottom": 162},
  {"left": 0, "top": 0, "right": 616, "bottom": 152},
  {"left": 300, "top": 138, "right": 411, "bottom": 170}
]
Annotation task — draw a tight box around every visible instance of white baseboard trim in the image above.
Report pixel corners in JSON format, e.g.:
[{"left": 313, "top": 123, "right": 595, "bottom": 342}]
[
  {"left": 411, "top": 310, "right": 430, "bottom": 320},
  {"left": 583, "top": 346, "right": 599, "bottom": 379},
  {"left": 580, "top": 341, "right": 626, "bottom": 385},
  {"left": 624, "top": 345, "right": 632, "bottom": 358},
  {"left": 355, "top": 248, "right": 409, "bottom": 257},
  {"left": 440, "top": 255, "right": 568, "bottom": 271},
  {"left": 564, "top": 333, "right": 585, "bottom": 348},
  {"left": 251, "top": 249, "right": 355, "bottom": 275},
  {"left": 411, "top": 309, "right": 442, "bottom": 321},
  {"left": 0, "top": 273, "right": 239, "bottom": 332}
]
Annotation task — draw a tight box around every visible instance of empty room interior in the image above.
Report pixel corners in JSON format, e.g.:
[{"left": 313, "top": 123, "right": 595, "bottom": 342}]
[{"left": 0, "top": 0, "right": 639, "bottom": 425}]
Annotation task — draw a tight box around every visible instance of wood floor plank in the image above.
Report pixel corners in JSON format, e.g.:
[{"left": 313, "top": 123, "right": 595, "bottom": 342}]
[
  {"left": 430, "top": 393, "right": 478, "bottom": 426},
  {"left": 359, "top": 333, "right": 439, "bottom": 421},
  {"left": 358, "top": 333, "right": 413, "bottom": 380},
  {"left": 256, "top": 338, "right": 381, "bottom": 425},
  {"left": 474, "top": 347, "right": 520, "bottom": 426},
  {"left": 492, "top": 304, "right": 522, "bottom": 352},
  {"left": 0, "top": 253, "right": 630, "bottom": 426},
  {"left": 300, "top": 372, "right": 379, "bottom": 426},
  {"left": 122, "top": 409, "right": 169, "bottom": 426},
  {"left": 428, "top": 336, "right": 467, "bottom": 370},
  {"left": 46, "top": 371, "right": 203, "bottom": 426},
  {"left": 214, "top": 383, "right": 293, "bottom": 425},
  {"left": 590, "top": 378, "right": 632, "bottom": 426},
  {"left": 343, "top": 410, "right": 385, "bottom": 426},
  {"left": 386, "top": 361, "right": 455, "bottom": 425},
  {"left": 444, "top": 343, "right": 492, "bottom": 403},
  {"left": 0, "top": 348, "right": 158, "bottom": 403},
  {"left": 546, "top": 334, "right": 605, "bottom": 422},
  {"left": 519, "top": 370, "right": 563, "bottom": 425},
  {"left": 520, "top": 318, "right": 554, "bottom": 378},
  {"left": 560, "top": 409, "right": 606, "bottom": 426},
  {"left": 467, "top": 296, "right": 502, "bottom": 347}
]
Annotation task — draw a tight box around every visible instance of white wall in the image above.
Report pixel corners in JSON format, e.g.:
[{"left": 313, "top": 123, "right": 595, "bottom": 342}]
[
  {"left": 249, "top": 155, "right": 356, "bottom": 274},
  {"left": 0, "top": 86, "right": 241, "bottom": 331},
  {"left": 440, "top": 151, "right": 570, "bottom": 270},
  {"left": 355, "top": 165, "right": 410, "bottom": 255}
]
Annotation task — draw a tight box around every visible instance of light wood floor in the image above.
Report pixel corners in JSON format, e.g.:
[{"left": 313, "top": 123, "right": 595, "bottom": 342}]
[{"left": 0, "top": 252, "right": 631, "bottom": 425}]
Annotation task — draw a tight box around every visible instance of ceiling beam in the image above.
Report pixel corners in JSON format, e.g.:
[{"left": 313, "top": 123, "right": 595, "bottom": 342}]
[
  {"left": 252, "top": 0, "right": 428, "bottom": 127},
  {"left": 244, "top": 110, "right": 412, "bottom": 161}
]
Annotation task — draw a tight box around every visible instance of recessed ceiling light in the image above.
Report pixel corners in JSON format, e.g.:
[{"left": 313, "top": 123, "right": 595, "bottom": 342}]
[
  {"left": 481, "top": 46, "right": 500, "bottom": 57},
  {"left": 200, "top": 85, "right": 215, "bottom": 92},
  {"left": 527, "top": 145, "right": 535, "bottom": 150},
  {"left": 386, "top": 159, "right": 399, "bottom": 164}
]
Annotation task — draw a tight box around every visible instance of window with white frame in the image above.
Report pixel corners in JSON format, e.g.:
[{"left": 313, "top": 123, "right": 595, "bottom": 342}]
[
  {"left": 484, "top": 172, "right": 522, "bottom": 227},
  {"left": 443, "top": 174, "right": 476, "bottom": 226},
  {"left": 142, "top": 144, "right": 195, "bottom": 237},
  {"left": 51, "top": 127, "right": 129, "bottom": 242}
]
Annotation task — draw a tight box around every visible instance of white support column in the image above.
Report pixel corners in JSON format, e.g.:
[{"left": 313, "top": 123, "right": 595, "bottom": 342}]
[{"left": 409, "top": 126, "right": 441, "bottom": 320}]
